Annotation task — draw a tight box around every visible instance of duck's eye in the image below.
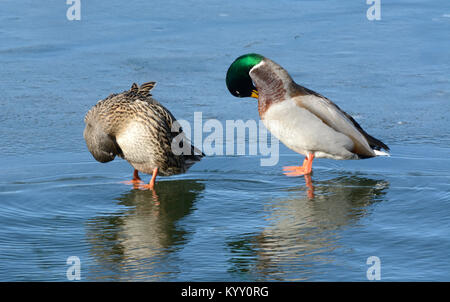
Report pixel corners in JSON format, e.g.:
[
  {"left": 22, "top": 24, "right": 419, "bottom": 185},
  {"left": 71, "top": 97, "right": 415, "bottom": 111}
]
[{"left": 235, "top": 90, "right": 240, "bottom": 95}]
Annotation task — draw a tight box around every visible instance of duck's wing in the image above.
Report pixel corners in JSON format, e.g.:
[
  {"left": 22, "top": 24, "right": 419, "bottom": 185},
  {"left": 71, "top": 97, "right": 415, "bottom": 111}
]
[
  {"left": 148, "top": 102, "right": 204, "bottom": 159},
  {"left": 128, "top": 99, "right": 204, "bottom": 159},
  {"left": 338, "top": 107, "right": 390, "bottom": 152},
  {"left": 293, "top": 85, "right": 388, "bottom": 158}
]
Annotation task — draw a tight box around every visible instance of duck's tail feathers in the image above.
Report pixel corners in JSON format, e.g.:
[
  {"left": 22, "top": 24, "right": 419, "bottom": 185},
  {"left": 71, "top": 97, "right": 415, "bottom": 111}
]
[
  {"left": 184, "top": 145, "right": 205, "bottom": 168},
  {"left": 139, "top": 81, "right": 157, "bottom": 95},
  {"left": 130, "top": 83, "right": 139, "bottom": 93},
  {"left": 374, "top": 149, "right": 390, "bottom": 157}
]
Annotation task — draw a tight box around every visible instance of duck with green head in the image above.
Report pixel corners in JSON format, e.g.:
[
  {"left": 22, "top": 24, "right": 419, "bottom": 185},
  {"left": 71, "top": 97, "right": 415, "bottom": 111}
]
[{"left": 226, "top": 53, "right": 390, "bottom": 177}]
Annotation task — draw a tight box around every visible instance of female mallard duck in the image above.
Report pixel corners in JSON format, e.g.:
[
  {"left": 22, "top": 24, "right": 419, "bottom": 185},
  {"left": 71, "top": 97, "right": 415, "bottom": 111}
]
[
  {"left": 226, "top": 53, "right": 389, "bottom": 176},
  {"left": 83, "top": 81, "right": 204, "bottom": 189}
]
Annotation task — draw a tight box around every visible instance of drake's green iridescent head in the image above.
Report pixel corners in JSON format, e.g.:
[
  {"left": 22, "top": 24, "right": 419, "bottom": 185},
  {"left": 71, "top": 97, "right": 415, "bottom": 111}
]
[{"left": 226, "top": 53, "right": 264, "bottom": 98}]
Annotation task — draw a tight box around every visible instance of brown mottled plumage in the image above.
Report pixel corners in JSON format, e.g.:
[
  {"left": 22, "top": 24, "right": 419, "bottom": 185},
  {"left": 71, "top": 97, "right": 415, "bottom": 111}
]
[{"left": 83, "top": 82, "right": 203, "bottom": 185}]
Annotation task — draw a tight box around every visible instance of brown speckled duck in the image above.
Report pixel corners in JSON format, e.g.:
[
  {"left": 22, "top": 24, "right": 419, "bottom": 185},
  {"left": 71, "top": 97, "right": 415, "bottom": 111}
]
[{"left": 83, "top": 81, "right": 204, "bottom": 189}]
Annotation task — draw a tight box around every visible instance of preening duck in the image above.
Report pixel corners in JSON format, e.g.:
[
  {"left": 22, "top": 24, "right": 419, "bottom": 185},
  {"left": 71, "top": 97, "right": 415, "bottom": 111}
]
[
  {"left": 226, "top": 53, "right": 389, "bottom": 176},
  {"left": 84, "top": 82, "right": 204, "bottom": 189}
]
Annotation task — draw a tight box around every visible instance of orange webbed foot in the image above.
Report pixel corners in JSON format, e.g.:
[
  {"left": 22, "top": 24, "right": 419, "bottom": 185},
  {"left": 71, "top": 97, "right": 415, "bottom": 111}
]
[
  {"left": 121, "top": 169, "right": 143, "bottom": 185},
  {"left": 282, "top": 153, "right": 314, "bottom": 177},
  {"left": 121, "top": 179, "right": 143, "bottom": 185},
  {"left": 136, "top": 167, "right": 158, "bottom": 191},
  {"left": 283, "top": 165, "right": 308, "bottom": 176}
]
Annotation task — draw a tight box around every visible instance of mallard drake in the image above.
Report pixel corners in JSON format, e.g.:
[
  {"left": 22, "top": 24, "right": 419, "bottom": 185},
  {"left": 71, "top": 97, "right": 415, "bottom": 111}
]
[
  {"left": 226, "top": 53, "right": 389, "bottom": 176},
  {"left": 83, "top": 81, "right": 204, "bottom": 189}
]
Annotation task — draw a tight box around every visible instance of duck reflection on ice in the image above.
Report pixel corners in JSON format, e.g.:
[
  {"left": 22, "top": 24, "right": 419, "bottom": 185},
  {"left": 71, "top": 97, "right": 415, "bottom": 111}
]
[
  {"left": 85, "top": 179, "right": 204, "bottom": 280},
  {"left": 227, "top": 174, "right": 389, "bottom": 281}
]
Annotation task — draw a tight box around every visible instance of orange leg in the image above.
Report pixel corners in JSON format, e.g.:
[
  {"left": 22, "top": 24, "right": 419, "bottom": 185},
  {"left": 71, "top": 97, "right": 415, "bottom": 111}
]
[
  {"left": 283, "top": 153, "right": 315, "bottom": 176},
  {"left": 304, "top": 174, "right": 315, "bottom": 199},
  {"left": 139, "top": 168, "right": 159, "bottom": 190},
  {"left": 122, "top": 169, "right": 143, "bottom": 185}
]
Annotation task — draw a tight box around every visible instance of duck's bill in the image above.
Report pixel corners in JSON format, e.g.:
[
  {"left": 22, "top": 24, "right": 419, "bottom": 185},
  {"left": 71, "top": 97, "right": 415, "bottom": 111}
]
[{"left": 250, "top": 89, "right": 259, "bottom": 99}]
